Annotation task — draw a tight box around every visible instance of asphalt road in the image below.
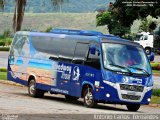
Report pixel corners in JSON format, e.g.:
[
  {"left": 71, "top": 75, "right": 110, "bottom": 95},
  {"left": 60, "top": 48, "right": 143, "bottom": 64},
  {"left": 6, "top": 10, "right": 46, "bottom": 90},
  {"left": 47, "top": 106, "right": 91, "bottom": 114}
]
[
  {"left": 0, "top": 82, "right": 160, "bottom": 116},
  {"left": 0, "top": 51, "right": 8, "bottom": 68}
]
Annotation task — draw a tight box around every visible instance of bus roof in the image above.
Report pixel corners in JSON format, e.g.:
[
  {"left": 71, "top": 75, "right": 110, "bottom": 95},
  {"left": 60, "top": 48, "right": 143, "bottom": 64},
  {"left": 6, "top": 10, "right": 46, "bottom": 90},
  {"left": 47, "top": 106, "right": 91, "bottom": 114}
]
[
  {"left": 16, "top": 29, "right": 140, "bottom": 46},
  {"left": 50, "top": 28, "right": 139, "bottom": 45}
]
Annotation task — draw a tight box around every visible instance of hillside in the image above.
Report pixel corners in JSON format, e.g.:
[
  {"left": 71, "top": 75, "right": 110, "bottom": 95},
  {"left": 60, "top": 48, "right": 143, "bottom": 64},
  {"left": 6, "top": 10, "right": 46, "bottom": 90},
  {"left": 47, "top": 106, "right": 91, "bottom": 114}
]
[
  {"left": 2, "top": 0, "right": 110, "bottom": 13},
  {"left": 0, "top": 13, "right": 108, "bottom": 34}
]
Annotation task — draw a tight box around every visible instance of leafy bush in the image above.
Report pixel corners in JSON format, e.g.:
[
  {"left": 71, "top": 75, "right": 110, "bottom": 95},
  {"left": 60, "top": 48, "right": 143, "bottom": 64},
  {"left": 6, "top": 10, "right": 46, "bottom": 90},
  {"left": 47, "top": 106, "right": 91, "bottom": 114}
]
[
  {"left": 152, "top": 89, "right": 160, "bottom": 97},
  {"left": 3, "top": 30, "right": 12, "bottom": 38},
  {"left": 0, "top": 68, "right": 7, "bottom": 72},
  {"left": 45, "top": 27, "right": 52, "bottom": 32},
  {"left": 0, "top": 41, "right": 5, "bottom": 46},
  {"left": 5, "top": 38, "right": 12, "bottom": 46},
  {"left": 0, "top": 72, "right": 7, "bottom": 80},
  {"left": 151, "top": 62, "right": 160, "bottom": 70},
  {"left": 0, "top": 35, "right": 4, "bottom": 39},
  {"left": 0, "top": 47, "right": 10, "bottom": 51},
  {"left": 154, "top": 36, "right": 160, "bottom": 48}
]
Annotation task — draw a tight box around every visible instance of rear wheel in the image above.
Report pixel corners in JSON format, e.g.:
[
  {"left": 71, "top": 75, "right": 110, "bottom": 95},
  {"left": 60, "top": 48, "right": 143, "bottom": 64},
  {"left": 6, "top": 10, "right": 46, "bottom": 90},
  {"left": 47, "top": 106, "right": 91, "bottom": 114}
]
[
  {"left": 126, "top": 104, "right": 141, "bottom": 111},
  {"left": 28, "top": 79, "right": 44, "bottom": 98},
  {"left": 83, "top": 88, "right": 97, "bottom": 108}
]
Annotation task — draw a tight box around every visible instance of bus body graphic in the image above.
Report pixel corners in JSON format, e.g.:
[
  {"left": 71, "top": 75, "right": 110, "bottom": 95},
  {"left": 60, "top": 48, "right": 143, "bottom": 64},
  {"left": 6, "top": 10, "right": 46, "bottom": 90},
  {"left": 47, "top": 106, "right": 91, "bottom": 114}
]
[{"left": 8, "top": 29, "right": 153, "bottom": 111}]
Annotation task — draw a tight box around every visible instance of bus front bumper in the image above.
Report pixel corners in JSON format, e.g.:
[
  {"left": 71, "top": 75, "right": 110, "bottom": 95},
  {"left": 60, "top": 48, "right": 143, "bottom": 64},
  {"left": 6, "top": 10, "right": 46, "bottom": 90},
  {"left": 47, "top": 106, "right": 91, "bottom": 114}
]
[{"left": 94, "top": 81, "right": 152, "bottom": 105}]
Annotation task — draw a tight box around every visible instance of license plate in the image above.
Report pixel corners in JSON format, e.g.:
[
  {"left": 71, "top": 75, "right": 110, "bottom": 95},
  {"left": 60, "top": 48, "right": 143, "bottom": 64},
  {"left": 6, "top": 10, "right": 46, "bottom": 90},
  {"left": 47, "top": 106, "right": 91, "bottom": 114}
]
[{"left": 127, "top": 91, "right": 136, "bottom": 95}]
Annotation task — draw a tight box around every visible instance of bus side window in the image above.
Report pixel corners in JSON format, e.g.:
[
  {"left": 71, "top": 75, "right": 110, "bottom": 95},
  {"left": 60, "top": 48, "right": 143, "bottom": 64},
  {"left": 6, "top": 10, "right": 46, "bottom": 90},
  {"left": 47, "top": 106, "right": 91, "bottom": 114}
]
[
  {"left": 85, "top": 46, "right": 101, "bottom": 69},
  {"left": 72, "top": 43, "right": 89, "bottom": 64}
]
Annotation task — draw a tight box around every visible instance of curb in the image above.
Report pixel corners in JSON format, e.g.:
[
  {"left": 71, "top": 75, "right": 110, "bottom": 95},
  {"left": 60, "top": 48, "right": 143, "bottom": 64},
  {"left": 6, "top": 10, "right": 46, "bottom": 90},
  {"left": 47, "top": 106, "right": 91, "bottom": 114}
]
[
  {"left": 0, "top": 80, "right": 24, "bottom": 87},
  {"left": 149, "top": 104, "right": 160, "bottom": 108},
  {"left": 153, "top": 74, "right": 160, "bottom": 77}
]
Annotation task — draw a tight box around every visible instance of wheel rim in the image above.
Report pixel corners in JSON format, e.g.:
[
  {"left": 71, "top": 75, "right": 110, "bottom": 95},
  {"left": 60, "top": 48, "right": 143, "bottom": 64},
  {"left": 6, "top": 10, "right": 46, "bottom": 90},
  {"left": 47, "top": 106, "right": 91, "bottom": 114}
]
[
  {"left": 29, "top": 83, "right": 35, "bottom": 95},
  {"left": 146, "top": 49, "right": 150, "bottom": 54},
  {"left": 85, "top": 91, "right": 93, "bottom": 105}
]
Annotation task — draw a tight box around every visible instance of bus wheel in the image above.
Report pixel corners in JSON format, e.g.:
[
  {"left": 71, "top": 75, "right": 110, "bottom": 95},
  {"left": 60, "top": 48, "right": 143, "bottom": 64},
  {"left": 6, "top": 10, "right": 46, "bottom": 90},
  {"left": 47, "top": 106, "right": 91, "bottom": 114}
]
[
  {"left": 65, "top": 95, "right": 79, "bottom": 101},
  {"left": 28, "top": 79, "right": 44, "bottom": 98},
  {"left": 83, "top": 88, "right": 97, "bottom": 108},
  {"left": 145, "top": 48, "right": 151, "bottom": 55},
  {"left": 126, "top": 104, "right": 141, "bottom": 111}
]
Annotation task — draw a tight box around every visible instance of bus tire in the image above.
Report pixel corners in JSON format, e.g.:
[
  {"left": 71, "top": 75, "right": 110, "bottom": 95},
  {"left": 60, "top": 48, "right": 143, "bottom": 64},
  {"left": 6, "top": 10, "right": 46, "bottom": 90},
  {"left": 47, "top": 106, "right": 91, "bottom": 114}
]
[
  {"left": 126, "top": 104, "right": 140, "bottom": 111},
  {"left": 145, "top": 48, "right": 151, "bottom": 55},
  {"left": 65, "top": 95, "right": 79, "bottom": 101},
  {"left": 28, "top": 79, "right": 44, "bottom": 98},
  {"left": 83, "top": 88, "right": 97, "bottom": 108}
]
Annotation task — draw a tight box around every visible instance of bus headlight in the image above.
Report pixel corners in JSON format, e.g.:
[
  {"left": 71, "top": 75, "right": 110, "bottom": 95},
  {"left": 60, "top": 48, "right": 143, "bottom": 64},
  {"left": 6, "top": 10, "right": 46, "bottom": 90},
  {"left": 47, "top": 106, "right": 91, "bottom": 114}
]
[
  {"left": 147, "top": 98, "right": 151, "bottom": 102},
  {"left": 103, "top": 80, "right": 117, "bottom": 89},
  {"left": 106, "top": 93, "right": 110, "bottom": 98}
]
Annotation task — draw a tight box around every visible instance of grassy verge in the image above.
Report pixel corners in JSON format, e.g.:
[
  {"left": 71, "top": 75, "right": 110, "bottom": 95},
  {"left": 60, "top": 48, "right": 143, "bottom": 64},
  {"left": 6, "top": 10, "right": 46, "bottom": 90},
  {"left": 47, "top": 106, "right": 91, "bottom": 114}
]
[
  {"left": 151, "top": 96, "right": 160, "bottom": 104},
  {"left": 151, "top": 89, "right": 160, "bottom": 104},
  {"left": 0, "top": 72, "right": 7, "bottom": 80},
  {"left": 152, "top": 89, "right": 160, "bottom": 97},
  {"left": 0, "top": 13, "right": 107, "bottom": 35},
  {"left": 0, "top": 68, "right": 7, "bottom": 80},
  {"left": 152, "top": 70, "right": 160, "bottom": 76}
]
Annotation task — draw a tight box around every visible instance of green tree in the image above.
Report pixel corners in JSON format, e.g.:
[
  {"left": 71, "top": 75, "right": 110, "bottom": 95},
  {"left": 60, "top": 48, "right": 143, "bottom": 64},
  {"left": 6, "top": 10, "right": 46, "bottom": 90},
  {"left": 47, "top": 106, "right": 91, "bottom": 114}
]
[
  {"left": 96, "top": 0, "right": 160, "bottom": 36},
  {"left": 139, "top": 16, "right": 158, "bottom": 33},
  {"left": 13, "top": 0, "right": 27, "bottom": 32}
]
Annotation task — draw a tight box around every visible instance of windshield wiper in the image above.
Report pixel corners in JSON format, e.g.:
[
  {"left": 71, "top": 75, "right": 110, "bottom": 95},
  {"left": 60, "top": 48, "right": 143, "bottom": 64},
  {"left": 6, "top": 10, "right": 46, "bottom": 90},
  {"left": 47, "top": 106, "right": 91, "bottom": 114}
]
[
  {"left": 128, "top": 66, "right": 150, "bottom": 76},
  {"left": 109, "top": 64, "right": 133, "bottom": 75}
]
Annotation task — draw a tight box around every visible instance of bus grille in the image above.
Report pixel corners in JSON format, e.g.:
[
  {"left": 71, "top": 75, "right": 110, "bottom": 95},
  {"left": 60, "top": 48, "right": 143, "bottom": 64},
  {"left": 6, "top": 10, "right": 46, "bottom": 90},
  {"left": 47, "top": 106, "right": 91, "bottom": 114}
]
[
  {"left": 120, "top": 84, "right": 144, "bottom": 92},
  {"left": 121, "top": 94, "right": 141, "bottom": 100}
]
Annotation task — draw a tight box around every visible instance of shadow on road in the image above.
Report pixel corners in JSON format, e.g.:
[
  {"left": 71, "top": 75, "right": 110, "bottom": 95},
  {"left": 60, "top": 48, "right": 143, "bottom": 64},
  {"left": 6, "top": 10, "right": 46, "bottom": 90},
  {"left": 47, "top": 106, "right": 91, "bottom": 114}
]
[
  {"left": 43, "top": 95, "right": 130, "bottom": 112},
  {"left": 8, "top": 91, "right": 143, "bottom": 113}
]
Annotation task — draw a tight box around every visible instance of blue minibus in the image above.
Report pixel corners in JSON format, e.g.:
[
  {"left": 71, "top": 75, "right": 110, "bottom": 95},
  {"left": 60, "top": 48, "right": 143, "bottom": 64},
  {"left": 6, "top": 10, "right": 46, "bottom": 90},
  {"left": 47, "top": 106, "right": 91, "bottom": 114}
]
[{"left": 8, "top": 29, "right": 153, "bottom": 111}]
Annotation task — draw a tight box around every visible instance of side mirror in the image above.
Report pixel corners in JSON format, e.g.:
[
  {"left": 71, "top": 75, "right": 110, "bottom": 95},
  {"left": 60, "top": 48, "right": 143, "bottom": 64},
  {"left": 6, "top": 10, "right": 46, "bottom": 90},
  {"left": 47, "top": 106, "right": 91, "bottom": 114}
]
[
  {"left": 90, "top": 46, "right": 96, "bottom": 55},
  {"left": 148, "top": 52, "right": 154, "bottom": 62}
]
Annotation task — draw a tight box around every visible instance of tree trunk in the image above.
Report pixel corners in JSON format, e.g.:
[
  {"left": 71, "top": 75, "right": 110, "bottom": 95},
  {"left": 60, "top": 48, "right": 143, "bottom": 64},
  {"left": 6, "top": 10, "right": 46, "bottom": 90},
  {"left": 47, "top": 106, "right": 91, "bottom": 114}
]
[{"left": 13, "top": 0, "right": 26, "bottom": 32}]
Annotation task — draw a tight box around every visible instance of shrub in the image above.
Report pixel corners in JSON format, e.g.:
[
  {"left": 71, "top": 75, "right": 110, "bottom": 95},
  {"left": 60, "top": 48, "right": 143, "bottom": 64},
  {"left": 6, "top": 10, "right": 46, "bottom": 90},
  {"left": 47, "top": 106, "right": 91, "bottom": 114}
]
[
  {"left": 0, "top": 68, "right": 7, "bottom": 72},
  {"left": 154, "top": 36, "right": 160, "bottom": 54},
  {"left": 5, "top": 38, "right": 12, "bottom": 46},
  {"left": 151, "top": 62, "right": 160, "bottom": 70},
  {"left": 3, "top": 30, "right": 12, "bottom": 38},
  {"left": 0, "top": 47, "right": 10, "bottom": 51},
  {"left": 154, "top": 36, "right": 160, "bottom": 53},
  {"left": 0, "top": 35, "right": 4, "bottom": 39},
  {"left": 152, "top": 89, "right": 160, "bottom": 97},
  {"left": 45, "top": 26, "right": 52, "bottom": 32},
  {"left": 0, "top": 41, "right": 5, "bottom": 46}
]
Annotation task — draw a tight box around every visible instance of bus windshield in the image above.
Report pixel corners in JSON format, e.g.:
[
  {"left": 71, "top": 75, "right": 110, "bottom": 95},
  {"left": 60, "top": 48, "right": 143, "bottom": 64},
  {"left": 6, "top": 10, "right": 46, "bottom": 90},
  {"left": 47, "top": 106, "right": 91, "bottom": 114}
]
[{"left": 102, "top": 43, "right": 152, "bottom": 76}]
